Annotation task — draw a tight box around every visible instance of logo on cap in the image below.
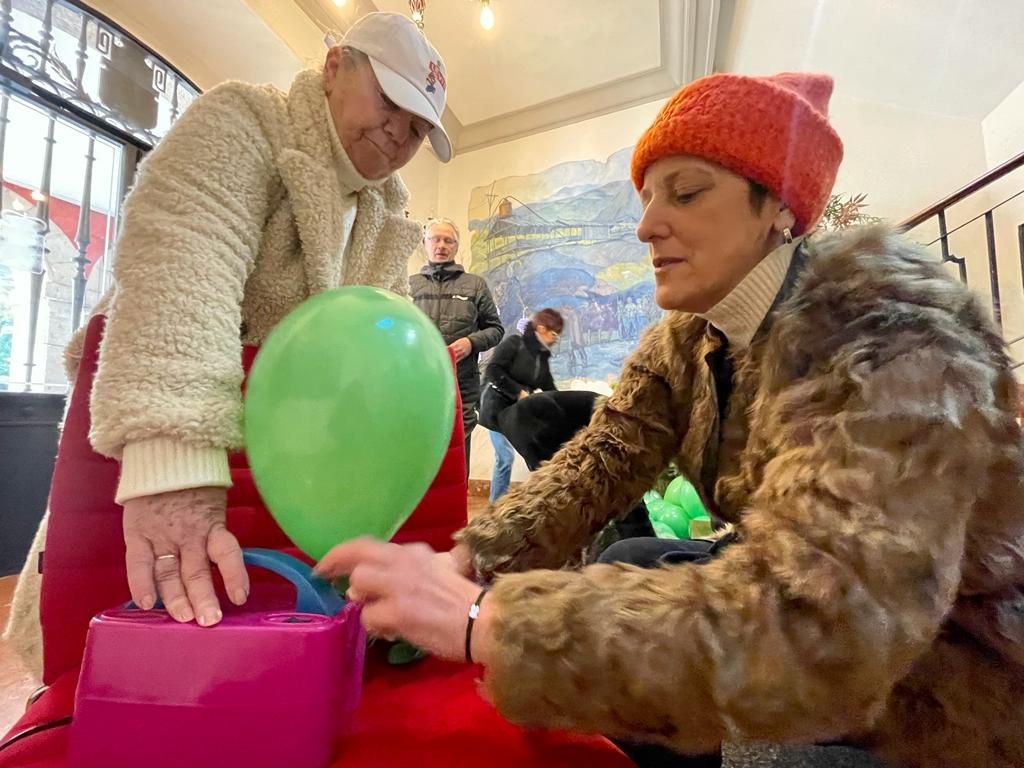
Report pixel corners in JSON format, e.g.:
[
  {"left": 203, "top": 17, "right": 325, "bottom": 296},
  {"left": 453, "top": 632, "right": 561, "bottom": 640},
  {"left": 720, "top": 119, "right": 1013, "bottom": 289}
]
[{"left": 426, "top": 61, "right": 446, "bottom": 94}]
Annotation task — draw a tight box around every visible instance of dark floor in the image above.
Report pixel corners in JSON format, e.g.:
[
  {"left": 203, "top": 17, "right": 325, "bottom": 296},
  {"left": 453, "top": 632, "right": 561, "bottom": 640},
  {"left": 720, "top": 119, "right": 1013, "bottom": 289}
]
[{"left": 722, "top": 743, "right": 884, "bottom": 767}]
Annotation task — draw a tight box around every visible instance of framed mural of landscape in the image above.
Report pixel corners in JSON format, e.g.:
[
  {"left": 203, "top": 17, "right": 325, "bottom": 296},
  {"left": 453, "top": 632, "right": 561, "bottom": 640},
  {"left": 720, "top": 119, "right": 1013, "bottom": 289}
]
[{"left": 467, "top": 147, "right": 660, "bottom": 387}]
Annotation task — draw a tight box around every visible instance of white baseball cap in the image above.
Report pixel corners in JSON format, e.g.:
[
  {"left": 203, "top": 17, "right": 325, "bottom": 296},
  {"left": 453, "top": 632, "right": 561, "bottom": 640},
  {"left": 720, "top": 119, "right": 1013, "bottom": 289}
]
[{"left": 342, "top": 12, "right": 453, "bottom": 162}]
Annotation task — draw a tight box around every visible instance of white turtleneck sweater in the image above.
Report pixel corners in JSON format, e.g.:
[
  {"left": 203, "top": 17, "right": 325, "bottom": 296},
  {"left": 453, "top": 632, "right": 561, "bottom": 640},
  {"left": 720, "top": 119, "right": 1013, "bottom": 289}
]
[
  {"left": 326, "top": 99, "right": 388, "bottom": 259},
  {"left": 698, "top": 237, "right": 802, "bottom": 350}
]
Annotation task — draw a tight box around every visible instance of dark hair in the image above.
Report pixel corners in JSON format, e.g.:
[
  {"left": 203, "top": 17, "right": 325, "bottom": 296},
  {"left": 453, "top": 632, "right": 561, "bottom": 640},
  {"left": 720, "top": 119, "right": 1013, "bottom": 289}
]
[
  {"left": 748, "top": 180, "right": 770, "bottom": 211},
  {"left": 531, "top": 308, "right": 564, "bottom": 334}
]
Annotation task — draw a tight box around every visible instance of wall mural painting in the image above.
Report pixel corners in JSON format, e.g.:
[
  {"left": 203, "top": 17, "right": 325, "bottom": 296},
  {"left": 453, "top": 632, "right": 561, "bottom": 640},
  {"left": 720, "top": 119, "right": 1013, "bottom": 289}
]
[{"left": 468, "top": 147, "right": 660, "bottom": 386}]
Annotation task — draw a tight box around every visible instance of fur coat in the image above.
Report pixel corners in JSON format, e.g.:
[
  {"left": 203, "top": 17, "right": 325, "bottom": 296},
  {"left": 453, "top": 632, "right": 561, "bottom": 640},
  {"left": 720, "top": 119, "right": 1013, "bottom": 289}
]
[{"left": 457, "top": 226, "right": 1024, "bottom": 768}]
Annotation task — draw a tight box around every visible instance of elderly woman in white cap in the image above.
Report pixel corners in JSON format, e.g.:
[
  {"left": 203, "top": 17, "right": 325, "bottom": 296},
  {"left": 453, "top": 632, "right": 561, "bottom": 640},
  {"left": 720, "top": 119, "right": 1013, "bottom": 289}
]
[{"left": 6, "top": 11, "right": 452, "bottom": 679}]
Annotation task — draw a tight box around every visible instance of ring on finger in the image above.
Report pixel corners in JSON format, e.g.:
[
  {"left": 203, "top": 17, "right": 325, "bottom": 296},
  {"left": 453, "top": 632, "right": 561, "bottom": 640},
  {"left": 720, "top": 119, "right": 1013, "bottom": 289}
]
[{"left": 155, "top": 553, "right": 178, "bottom": 561}]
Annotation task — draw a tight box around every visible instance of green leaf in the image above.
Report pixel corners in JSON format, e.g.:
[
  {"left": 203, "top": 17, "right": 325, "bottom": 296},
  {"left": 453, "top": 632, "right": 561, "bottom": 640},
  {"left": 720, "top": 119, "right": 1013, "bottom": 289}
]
[{"left": 387, "top": 641, "right": 428, "bottom": 666}]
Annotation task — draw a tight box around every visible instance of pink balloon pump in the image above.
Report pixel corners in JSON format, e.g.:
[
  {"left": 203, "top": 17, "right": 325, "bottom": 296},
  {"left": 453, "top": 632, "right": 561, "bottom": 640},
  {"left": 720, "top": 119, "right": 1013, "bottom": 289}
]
[{"left": 68, "top": 549, "right": 366, "bottom": 768}]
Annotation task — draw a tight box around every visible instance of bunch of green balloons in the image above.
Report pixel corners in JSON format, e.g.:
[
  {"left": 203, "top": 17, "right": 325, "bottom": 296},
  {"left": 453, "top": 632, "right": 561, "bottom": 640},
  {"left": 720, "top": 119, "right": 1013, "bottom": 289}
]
[{"left": 644, "top": 476, "right": 713, "bottom": 539}]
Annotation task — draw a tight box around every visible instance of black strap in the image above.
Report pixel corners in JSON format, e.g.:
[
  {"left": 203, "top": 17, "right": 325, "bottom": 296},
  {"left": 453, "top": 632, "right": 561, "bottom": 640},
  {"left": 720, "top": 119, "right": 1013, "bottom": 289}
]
[{"left": 464, "top": 588, "right": 489, "bottom": 664}]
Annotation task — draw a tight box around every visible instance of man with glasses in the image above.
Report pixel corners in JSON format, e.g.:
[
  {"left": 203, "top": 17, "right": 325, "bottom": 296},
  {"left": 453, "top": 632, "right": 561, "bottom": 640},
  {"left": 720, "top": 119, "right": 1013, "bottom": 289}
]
[{"left": 411, "top": 218, "right": 504, "bottom": 474}]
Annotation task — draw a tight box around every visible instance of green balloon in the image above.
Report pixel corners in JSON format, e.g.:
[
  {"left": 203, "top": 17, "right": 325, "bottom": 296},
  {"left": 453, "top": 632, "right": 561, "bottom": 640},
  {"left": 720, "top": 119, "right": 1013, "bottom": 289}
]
[
  {"left": 645, "top": 498, "right": 670, "bottom": 519},
  {"left": 244, "top": 286, "right": 455, "bottom": 560},
  {"left": 663, "top": 476, "right": 707, "bottom": 520},
  {"left": 651, "top": 521, "right": 679, "bottom": 539},
  {"left": 657, "top": 504, "right": 690, "bottom": 538}
]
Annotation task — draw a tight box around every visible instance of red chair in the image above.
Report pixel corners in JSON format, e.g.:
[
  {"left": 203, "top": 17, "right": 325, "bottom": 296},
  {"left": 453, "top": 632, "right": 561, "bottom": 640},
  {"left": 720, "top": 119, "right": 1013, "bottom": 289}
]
[{"left": 0, "top": 315, "right": 629, "bottom": 768}]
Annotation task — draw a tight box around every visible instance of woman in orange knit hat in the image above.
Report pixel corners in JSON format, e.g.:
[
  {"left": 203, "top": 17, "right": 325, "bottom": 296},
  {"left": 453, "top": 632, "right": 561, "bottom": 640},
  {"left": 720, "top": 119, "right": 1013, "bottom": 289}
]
[{"left": 318, "top": 72, "right": 1024, "bottom": 767}]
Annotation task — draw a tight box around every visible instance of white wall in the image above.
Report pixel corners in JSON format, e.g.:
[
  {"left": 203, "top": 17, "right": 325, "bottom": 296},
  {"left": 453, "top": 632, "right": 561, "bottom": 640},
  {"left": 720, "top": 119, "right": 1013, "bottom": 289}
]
[
  {"left": 829, "top": 94, "right": 996, "bottom": 337},
  {"left": 912, "top": 80, "right": 1024, "bottom": 359},
  {"left": 981, "top": 81, "right": 1024, "bottom": 359},
  {"left": 399, "top": 148, "right": 442, "bottom": 275},
  {"left": 401, "top": 149, "right": 442, "bottom": 225},
  {"left": 984, "top": 80, "right": 1024, "bottom": 167},
  {"left": 829, "top": 94, "right": 988, "bottom": 222}
]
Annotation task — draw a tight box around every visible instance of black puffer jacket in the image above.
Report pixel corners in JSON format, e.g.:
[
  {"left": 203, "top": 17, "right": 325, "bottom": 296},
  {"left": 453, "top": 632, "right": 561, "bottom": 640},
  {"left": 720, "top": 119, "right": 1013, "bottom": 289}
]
[
  {"left": 410, "top": 262, "right": 503, "bottom": 353},
  {"left": 478, "top": 323, "right": 556, "bottom": 430}
]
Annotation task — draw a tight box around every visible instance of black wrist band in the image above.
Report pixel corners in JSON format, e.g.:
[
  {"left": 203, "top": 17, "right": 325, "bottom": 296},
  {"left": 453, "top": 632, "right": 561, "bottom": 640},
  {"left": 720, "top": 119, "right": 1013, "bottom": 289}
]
[{"left": 465, "top": 588, "right": 489, "bottom": 664}]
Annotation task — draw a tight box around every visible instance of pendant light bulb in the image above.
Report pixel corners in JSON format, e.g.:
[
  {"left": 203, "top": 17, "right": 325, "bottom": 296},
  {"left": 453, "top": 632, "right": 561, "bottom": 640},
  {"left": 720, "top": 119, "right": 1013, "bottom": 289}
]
[{"left": 480, "top": 0, "right": 495, "bottom": 30}]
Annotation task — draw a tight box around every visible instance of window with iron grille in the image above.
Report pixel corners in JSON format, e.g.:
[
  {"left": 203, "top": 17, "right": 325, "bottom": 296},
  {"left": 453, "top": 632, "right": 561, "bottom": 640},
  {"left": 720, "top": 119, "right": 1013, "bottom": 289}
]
[{"left": 0, "top": 0, "right": 199, "bottom": 392}]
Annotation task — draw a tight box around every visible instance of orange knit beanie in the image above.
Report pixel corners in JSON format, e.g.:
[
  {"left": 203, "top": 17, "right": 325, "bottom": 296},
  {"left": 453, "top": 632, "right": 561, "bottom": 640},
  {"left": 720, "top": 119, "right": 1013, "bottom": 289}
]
[{"left": 630, "top": 72, "right": 844, "bottom": 234}]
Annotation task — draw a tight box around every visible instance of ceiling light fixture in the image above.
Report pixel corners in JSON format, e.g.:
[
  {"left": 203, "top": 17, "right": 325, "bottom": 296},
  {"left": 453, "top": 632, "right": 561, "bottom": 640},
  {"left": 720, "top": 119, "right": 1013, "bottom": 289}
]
[
  {"left": 479, "top": 0, "right": 494, "bottom": 30},
  {"left": 332, "top": 0, "right": 346, "bottom": 7},
  {"left": 409, "top": 0, "right": 426, "bottom": 29}
]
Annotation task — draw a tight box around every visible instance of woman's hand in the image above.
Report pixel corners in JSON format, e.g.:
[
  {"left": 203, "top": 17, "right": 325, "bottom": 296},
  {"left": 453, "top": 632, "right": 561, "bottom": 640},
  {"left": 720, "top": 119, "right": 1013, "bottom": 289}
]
[
  {"left": 316, "top": 538, "right": 494, "bottom": 664},
  {"left": 123, "top": 487, "right": 248, "bottom": 626},
  {"left": 518, "top": 389, "right": 530, "bottom": 400}
]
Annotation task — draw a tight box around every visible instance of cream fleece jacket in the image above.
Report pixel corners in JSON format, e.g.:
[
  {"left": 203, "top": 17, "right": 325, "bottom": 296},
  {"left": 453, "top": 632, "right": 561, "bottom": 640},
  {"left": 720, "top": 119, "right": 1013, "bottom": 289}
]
[{"left": 71, "top": 69, "right": 422, "bottom": 502}]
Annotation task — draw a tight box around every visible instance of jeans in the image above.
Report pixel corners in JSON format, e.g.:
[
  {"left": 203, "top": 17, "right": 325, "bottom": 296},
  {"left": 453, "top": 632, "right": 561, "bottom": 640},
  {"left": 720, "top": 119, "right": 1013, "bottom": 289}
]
[{"left": 488, "top": 430, "right": 514, "bottom": 502}]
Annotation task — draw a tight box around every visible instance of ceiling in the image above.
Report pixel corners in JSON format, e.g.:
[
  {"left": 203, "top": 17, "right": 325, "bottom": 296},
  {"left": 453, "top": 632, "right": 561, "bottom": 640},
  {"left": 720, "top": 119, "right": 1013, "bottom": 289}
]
[
  {"left": 718, "top": 0, "right": 1024, "bottom": 120},
  {"left": 84, "top": 0, "right": 1024, "bottom": 158},
  {"left": 84, "top": 0, "right": 307, "bottom": 91},
  {"left": 279, "top": 0, "right": 721, "bottom": 153},
  {"left": 373, "top": 0, "right": 664, "bottom": 125}
]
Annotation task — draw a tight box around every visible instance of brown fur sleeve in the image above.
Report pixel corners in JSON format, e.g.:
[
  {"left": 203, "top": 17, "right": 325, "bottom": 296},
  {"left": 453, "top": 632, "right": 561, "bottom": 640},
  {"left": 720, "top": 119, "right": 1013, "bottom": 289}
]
[
  {"left": 480, "top": 346, "right": 1003, "bottom": 751},
  {"left": 456, "top": 323, "right": 687, "bottom": 577}
]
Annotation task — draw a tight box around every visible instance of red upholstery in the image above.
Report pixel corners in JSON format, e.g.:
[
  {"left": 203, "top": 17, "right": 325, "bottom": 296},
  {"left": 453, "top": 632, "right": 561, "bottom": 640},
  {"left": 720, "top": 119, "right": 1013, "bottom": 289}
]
[{"left": 3, "top": 314, "right": 629, "bottom": 768}]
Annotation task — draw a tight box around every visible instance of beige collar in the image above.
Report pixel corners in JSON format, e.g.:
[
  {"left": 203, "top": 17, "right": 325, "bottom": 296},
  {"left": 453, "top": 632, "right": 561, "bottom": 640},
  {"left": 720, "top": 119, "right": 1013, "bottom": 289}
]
[{"left": 699, "top": 237, "right": 802, "bottom": 350}]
